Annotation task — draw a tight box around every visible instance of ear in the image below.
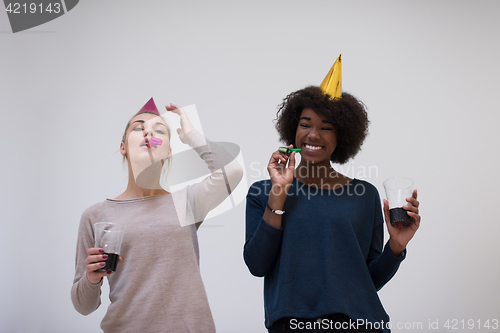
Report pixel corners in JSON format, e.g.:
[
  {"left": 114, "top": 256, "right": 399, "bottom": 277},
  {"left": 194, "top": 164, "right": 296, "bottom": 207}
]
[
  {"left": 166, "top": 147, "right": 172, "bottom": 160},
  {"left": 120, "top": 141, "right": 127, "bottom": 156}
]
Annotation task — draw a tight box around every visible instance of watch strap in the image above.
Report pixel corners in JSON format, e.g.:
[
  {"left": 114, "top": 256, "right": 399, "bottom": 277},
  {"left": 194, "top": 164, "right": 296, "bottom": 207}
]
[{"left": 266, "top": 202, "right": 285, "bottom": 215}]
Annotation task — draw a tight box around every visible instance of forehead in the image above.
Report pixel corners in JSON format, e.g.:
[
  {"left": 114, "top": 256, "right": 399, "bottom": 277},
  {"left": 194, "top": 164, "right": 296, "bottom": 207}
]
[
  {"left": 299, "top": 108, "right": 330, "bottom": 121},
  {"left": 129, "top": 113, "right": 167, "bottom": 127}
]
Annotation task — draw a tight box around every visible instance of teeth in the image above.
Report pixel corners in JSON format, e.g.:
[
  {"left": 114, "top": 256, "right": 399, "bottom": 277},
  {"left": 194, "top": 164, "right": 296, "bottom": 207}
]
[{"left": 305, "top": 144, "right": 323, "bottom": 150}]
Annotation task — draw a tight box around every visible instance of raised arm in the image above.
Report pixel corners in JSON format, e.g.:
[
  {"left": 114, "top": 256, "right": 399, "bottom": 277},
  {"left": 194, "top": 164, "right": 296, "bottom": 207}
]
[
  {"left": 166, "top": 104, "right": 243, "bottom": 226},
  {"left": 243, "top": 148, "right": 296, "bottom": 277},
  {"left": 184, "top": 129, "right": 243, "bottom": 223}
]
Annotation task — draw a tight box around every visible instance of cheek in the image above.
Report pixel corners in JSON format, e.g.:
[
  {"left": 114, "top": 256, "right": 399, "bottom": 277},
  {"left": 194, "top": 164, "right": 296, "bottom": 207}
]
[
  {"left": 329, "top": 133, "right": 338, "bottom": 148},
  {"left": 125, "top": 131, "right": 143, "bottom": 149},
  {"left": 295, "top": 128, "right": 304, "bottom": 141},
  {"left": 158, "top": 144, "right": 170, "bottom": 154},
  {"left": 161, "top": 135, "right": 170, "bottom": 147},
  {"left": 128, "top": 129, "right": 143, "bottom": 140},
  {"left": 156, "top": 137, "right": 170, "bottom": 150},
  {"left": 154, "top": 139, "right": 171, "bottom": 155}
]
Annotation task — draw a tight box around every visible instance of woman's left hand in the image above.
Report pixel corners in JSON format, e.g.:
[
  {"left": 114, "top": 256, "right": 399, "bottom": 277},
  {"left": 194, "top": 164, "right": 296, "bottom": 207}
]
[
  {"left": 383, "top": 189, "right": 420, "bottom": 256},
  {"left": 166, "top": 103, "right": 194, "bottom": 144}
]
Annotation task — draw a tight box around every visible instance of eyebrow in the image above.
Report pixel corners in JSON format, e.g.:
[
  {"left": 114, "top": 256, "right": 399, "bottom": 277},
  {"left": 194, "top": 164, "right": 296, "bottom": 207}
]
[
  {"left": 132, "top": 120, "right": 167, "bottom": 128},
  {"left": 299, "top": 117, "right": 333, "bottom": 124}
]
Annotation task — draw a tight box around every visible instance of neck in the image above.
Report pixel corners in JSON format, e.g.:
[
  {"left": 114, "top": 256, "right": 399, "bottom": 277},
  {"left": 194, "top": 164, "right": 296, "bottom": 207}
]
[
  {"left": 117, "top": 161, "right": 168, "bottom": 199},
  {"left": 295, "top": 160, "right": 336, "bottom": 181},
  {"left": 295, "top": 160, "right": 352, "bottom": 189}
]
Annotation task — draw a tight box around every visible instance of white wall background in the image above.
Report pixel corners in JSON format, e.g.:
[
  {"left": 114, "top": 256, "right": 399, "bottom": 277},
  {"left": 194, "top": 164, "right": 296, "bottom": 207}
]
[{"left": 1, "top": 1, "right": 499, "bottom": 332}]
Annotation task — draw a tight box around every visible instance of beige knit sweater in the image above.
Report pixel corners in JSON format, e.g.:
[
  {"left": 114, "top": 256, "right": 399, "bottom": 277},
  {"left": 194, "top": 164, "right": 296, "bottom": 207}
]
[{"left": 71, "top": 130, "right": 243, "bottom": 333}]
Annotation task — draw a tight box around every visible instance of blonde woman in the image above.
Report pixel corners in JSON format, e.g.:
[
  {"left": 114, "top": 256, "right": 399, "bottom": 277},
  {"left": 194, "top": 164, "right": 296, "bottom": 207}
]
[{"left": 72, "top": 99, "right": 243, "bottom": 332}]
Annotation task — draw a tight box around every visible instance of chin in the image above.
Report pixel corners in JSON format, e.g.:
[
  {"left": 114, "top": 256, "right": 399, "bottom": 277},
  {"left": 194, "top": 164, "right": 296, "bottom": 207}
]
[{"left": 304, "top": 156, "right": 331, "bottom": 165}]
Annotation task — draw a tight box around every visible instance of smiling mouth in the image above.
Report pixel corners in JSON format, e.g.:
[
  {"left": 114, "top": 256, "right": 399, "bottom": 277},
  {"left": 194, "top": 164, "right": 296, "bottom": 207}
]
[{"left": 304, "top": 144, "right": 324, "bottom": 151}]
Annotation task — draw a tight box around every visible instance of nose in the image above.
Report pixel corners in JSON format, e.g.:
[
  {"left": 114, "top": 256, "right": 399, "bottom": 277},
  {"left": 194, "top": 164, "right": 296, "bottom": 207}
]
[
  {"left": 143, "top": 130, "right": 155, "bottom": 138},
  {"left": 307, "top": 127, "right": 320, "bottom": 139}
]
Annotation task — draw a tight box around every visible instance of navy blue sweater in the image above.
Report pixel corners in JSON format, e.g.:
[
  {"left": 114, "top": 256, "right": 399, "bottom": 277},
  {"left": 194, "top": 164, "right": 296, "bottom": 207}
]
[{"left": 244, "top": 178, "right": 405, "bottom": 332}]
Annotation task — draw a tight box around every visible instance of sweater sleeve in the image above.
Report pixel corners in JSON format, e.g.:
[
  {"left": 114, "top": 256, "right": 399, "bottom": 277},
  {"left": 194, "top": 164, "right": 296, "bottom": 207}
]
[
  {"left": 243, "top": 182, "right": 283, "bottom": 277},
  {"left": 180, "top": 129, "right": 243, "bottom": 225},
  {"left": 71, "top": 208, "right": 103, "bottom": 315},
  {"left": 366, "top": 192, "right": 406, "bottom": 291}
]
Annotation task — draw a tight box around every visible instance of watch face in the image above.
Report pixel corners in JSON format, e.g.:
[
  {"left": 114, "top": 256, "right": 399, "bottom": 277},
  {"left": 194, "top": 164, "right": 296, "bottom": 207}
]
[{"left": 267, "top": 203, "right": 284, "bottom": 215}]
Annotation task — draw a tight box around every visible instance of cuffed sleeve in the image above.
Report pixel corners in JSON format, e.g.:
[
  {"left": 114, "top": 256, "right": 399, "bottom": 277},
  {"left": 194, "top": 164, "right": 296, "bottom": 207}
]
[
  {"left": 71, "top": 209, "right": 102, "bottom": 315},
  {"left": 71, "top": 272, "right": 103, "bottom": 315},
  {"left": 366, "top": 191, "right": 405, "bottom": 291},
  {"left": 368, "top": 241, "right": 406, "bottom": 290}
]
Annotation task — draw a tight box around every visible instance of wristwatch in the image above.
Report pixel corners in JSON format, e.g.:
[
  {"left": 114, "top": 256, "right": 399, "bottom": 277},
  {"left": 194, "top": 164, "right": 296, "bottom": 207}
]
[{"left": 267, "top": 202, "right": 285, "bottom": 215}]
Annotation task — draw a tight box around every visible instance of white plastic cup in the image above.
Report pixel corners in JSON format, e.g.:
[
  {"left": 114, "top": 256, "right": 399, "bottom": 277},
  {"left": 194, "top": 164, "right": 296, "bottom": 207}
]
[
  {"left": 383, "top": 177, "right": 414, "bottom": 228},
  {"left": 94, "top": 222, "right": 125, "bottom": 272}
]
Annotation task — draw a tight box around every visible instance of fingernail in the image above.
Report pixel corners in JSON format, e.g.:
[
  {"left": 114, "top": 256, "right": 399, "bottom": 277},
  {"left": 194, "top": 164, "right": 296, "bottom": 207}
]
[
  {"left": 102, "top": 254, "right": 108, "bottom": 259},
  {"left": 100, "top": 262, "right": 106, "bottom": 266},
  {"left": 99, "top": 249, "right": 104, "bottom": 253}
]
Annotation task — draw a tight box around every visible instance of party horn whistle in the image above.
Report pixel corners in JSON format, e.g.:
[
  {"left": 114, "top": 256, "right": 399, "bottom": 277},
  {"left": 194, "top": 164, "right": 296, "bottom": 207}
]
[
  {"left": 150, "top": 138, "right": 163, "bottom": 147},
  {"left": 278, "top": 147, "right": 301, "bottom": 154}
]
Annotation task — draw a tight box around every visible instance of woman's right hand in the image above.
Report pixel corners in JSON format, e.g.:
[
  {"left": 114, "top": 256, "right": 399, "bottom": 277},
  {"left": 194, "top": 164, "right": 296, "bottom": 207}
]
[
  {"left": 262, "top": 145, "right": 296, "bottom": 229},
  {"left": 84, "top": 248, "right": 123, "bottom": 284},
  {"left": 267, "top": 144, "right": 296, "bottom": 195},
  {"left": 166, "top": 103, "right": 194, "bottom": 144}
]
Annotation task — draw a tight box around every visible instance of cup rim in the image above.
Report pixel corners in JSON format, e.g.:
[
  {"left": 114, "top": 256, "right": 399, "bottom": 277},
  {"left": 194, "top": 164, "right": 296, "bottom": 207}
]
[
  {"left": 94, "top": 222, "right": 126, "bottom": 231},
  {"left": 383, "top": 177, "right": 414, "bottom": 190}
]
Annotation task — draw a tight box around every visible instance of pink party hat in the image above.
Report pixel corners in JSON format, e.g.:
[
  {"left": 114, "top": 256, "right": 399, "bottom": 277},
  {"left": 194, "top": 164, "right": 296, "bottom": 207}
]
[{"left": 136, "top": 97, "right": 160, "bottom": 116}]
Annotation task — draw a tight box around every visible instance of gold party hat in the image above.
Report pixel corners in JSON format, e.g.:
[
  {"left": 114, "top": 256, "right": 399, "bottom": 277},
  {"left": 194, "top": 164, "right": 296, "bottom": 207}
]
[{"left": 319, "top": 54, "right": 342, "bottom": 99}]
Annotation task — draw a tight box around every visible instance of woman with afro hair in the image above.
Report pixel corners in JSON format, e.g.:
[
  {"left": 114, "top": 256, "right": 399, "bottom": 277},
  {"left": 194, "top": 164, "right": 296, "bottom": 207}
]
[{"left": 244, "top": 86, "right": 420, "bottom": 332}]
